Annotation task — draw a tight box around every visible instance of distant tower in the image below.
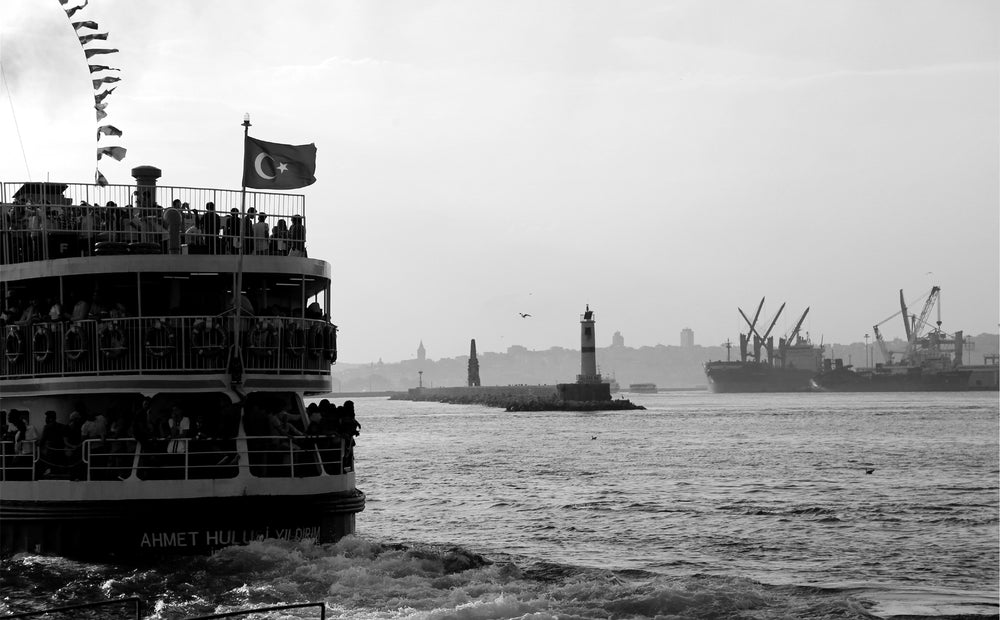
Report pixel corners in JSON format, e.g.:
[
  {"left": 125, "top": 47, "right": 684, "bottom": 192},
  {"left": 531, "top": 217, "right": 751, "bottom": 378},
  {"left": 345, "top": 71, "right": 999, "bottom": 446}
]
[
  {"left": 417, "top": 340, "right": 426, "bottom": 362},
  {"left": 612, "top": 331, "right": 624, "bottom": 347},
  {"left": 577, "top": 305, "right": 601, "bottom": 383},
  {"left": 467, "top": 339, "right": 481, "bottom": 387},
  {"left": 680, "top": 328, "right": 694, "bottom": 348}
]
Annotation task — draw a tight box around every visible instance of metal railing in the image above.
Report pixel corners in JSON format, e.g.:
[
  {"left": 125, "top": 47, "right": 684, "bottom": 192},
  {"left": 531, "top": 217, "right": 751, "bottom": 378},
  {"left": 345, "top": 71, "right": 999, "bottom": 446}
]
[
  {"left": 0, "top": 439, "right": 35, "bottom": 481},
  {"left": 0, "top": 182, "right": 308, "bottom": 265},
  {"left": 1, "top": 434, "right": 349, "bottom": 482},
  {"left": 1, "top": 316, "right": 335, "bottom": 379},
  {"left": 0, "top": 600, "right": 327, "bottom": 620},
  {"left": 0, "top": 597, "right": 143, "bottom": 619}
]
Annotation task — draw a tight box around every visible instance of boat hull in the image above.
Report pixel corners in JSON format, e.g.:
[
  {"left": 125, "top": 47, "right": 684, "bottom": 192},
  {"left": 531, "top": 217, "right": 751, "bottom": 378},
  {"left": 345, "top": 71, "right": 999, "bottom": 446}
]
[
  {"left": 705, "top": 362, "right": 816, "bottom": 393},
  {"left": 810, "top": 366, "right": 999, "bottom": 392},
  {"left": 0, "top": 489, "right": 365, "bottom": 558}
]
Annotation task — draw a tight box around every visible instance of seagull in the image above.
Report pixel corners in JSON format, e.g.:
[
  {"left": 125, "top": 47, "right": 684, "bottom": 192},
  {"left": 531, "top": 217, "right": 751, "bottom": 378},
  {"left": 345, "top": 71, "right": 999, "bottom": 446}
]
[{"left": 519, "top": 313, "right": 531, "bottom": 318}]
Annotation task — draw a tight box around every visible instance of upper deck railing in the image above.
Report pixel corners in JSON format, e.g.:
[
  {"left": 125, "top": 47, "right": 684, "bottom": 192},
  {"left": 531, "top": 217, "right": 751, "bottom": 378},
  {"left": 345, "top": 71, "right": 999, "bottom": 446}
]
[{"left": 0, "top": 182, "right": 309, "bottom": 265}]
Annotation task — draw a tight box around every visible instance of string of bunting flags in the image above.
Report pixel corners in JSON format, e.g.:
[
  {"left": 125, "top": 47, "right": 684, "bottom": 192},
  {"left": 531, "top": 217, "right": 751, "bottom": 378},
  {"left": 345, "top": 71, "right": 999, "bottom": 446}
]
[{"left": 57, "top": 0, "right": 125, "bottom": 186}]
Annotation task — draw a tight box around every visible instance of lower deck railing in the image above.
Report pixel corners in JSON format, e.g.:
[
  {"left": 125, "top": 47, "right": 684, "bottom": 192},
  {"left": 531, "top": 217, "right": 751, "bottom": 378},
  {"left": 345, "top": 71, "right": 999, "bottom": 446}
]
[{"left": 0, "top": 435, "right": 351, "bottom": 482}]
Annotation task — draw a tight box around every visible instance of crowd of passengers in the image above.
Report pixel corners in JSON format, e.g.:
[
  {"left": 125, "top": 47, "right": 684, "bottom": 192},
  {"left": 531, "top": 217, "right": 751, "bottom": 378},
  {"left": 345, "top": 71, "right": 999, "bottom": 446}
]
[
  {"left": 1, "top": 289, "right": 129, "bottom": 328},
  {"left": 1, "top": 198, "right": 306, "bottom": 262},
  {"left": 1, "top": 398, "right": 359, "bottom": 480},
  {"left": 0, "top": 288, "right": 328, "bottom": 329}
]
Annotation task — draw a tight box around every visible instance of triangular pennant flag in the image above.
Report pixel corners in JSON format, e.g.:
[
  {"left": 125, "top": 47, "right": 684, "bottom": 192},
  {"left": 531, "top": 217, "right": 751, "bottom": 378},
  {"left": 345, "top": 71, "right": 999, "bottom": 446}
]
[
  {"left": 94, "top": 87, "right": 116, "bottom": 104},
  {"left": 84, "top": 48, "right": 118, "bottom": 59},
  {"left": 72, "top": 20, "right": 99, "bottom": 30},
  {"left": 88, "top": 65, "right": 120, "bottom": 73},
  {"left": 65, "top": 1, "right": 89, "bottom": 19},
  {"left": 97, "top": 125, "right": 123, "bottom": 140},
  {"left": 95, "top": 101, "right": 108, "bottom": 121},
  {"left": 78, "top": 33, "right": 109, "bottom": 45},
  {"left": 95, "top": 169, "right": 108, "bottom": 187},
  {"left": 97, "top": 146, "right": 127, "bottom": 161},
  {"left": 93, "top": 76, "right": 121, "bottom": 89}
]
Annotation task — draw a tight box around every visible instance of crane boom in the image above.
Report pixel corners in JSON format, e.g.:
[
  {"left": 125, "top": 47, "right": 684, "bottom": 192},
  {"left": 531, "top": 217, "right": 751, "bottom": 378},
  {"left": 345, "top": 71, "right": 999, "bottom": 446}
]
[
  {"left": 738, "top": 307, "right": 764, "bottom": 342},
  {"left": 760, "top": 303, "right": 786, "bottom": 342},
  {"left": 748, "top": 297, "right": 765, "bottom": 335},
  {"left": 872, "top": 324, "right": 892, "bottom": 364},
  {"left": 911, "top": 286, "right": 941, "bottom": 341},
  {"left": 899, "top": 289, "right": 912, "bottom": 343},
  {"left": 786, "top": 307, "right": 810, "bottom": 345}
]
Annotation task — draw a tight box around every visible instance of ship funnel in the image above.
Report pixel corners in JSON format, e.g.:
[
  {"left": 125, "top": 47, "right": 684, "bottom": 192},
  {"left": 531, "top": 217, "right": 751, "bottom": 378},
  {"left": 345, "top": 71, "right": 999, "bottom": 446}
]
[{"left": 131, "top": 165, "right": 162, "bottom": 213}]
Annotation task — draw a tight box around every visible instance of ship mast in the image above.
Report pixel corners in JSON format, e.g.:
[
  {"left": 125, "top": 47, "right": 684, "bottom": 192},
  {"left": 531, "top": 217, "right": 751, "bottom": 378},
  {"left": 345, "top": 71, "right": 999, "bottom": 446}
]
[{"left": 230, "top": 113, "right": 252, "bottom": 386}]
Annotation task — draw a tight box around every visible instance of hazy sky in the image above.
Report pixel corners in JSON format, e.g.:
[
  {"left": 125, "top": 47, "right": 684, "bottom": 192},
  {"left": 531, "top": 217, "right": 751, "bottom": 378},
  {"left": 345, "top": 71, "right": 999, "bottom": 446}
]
[{"left": 2, "top": 0, "right": 997, "bottom": 363}]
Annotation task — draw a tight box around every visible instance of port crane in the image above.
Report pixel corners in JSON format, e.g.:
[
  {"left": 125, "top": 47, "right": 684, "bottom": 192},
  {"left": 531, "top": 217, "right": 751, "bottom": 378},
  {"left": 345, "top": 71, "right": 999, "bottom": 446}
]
[
  {"left": 871, "top": 286, "right": 941, "bottom": 365},
  {"left": 738, "top": 299, "right": 785, "bottom": 363}
]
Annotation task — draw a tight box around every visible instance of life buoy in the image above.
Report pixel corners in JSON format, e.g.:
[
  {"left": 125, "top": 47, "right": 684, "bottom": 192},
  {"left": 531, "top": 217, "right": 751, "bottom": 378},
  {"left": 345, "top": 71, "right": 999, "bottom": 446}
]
[
  {"left": 323, "top": 324, "right": 338, "bottom": 363},
  {"left": 144, "top": 321, "right": 176, "bottom": 358},
  {"left": 63, "top": 323, "right": 87, "bottom": 362},
  {"left": 32, "top": 324, "right": 53, "bottom": 363},
  {"left": 98, "top": 322, "right": 126, "bottom": 359},
  {"left": 284, "top": 323, "right": 305, "bottom": 357},
  {"left": 247, "top": 320, "right": 278, "bottom": 358},
  {"left": 4, "top": 328, "right": 23, "bottom": 363},
  {"left": 191, "top": 319, "right": 227, "bottom": 357},
  {"left": 307, "top": 324, "right": 325, "bottom": 359}
]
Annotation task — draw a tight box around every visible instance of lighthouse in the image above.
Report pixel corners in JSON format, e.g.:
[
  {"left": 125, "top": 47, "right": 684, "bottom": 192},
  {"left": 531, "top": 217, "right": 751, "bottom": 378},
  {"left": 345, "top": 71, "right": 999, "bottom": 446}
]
[
  {"left": 556, "top": 304, "right": 611, "bottom": 402},
  {"left": 578, "top": 304, "right": 601, "bottom": 383}
]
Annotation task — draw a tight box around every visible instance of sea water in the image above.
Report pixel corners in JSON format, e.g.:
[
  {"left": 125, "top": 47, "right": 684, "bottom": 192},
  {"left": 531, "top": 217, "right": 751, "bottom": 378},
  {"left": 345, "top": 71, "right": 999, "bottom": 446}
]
[{"left": 1, "top": 391, "right": 997, "bottom": 619}]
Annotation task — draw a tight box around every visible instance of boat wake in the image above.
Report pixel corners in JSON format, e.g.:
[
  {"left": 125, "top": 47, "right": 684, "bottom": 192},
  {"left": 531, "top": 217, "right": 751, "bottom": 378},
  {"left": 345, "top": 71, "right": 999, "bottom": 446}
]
[{"left": 6, "top": 536, "right": 992, "bottom": 619}]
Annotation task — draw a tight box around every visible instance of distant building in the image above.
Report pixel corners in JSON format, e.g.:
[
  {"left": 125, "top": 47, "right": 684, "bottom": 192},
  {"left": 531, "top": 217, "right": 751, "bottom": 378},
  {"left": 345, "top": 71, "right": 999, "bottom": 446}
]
[
  {"left": 680, "top": 328, "right": 694, "bottom": 348},
  {"left": 417, "top": 341, "right": 426, "bottom": 362},
  {"left": 611, "top": 331, "right": 625, "bottom": 347}
]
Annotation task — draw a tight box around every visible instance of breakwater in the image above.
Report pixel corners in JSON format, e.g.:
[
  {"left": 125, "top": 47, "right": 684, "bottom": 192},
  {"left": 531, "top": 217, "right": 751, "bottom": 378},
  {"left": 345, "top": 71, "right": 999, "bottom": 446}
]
[{"left": 393, "top": 386, "right": 644, "bottom": 411}]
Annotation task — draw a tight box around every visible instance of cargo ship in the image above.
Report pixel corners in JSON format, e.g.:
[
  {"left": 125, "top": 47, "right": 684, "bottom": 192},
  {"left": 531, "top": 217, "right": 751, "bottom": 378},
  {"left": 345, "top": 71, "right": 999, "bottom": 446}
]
[
  {"left": 811, "top": 286, "right": 999, "bottom": 392},
  {"left": 0, "top": 171, "right": 365, "bottom": 558},
  {"left": 704, "top": 298, "right": 823, "bottom": 393}
]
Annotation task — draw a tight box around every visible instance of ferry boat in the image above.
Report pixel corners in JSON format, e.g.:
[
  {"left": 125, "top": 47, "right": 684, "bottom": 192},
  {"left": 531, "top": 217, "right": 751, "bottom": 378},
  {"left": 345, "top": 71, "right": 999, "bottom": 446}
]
[
  {"left": 0, "top": 170, "right": 365, "bottom": 558},
  {"left": 627, "top": 383, "right": 657, "bottom": 393}
]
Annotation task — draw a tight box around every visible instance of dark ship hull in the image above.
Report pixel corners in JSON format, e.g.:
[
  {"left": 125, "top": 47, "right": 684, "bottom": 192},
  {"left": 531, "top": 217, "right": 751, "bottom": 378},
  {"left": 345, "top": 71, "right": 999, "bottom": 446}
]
[
  {"left": 704, "top": 361, "right": 817, "bottom": 393},
  {"left": 810, "top": 365, "right": 999, "bottom": 392}
]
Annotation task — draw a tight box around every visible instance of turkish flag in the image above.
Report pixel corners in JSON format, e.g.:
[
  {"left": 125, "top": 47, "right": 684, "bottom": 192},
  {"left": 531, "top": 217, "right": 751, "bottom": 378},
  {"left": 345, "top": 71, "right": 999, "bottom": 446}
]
[{"left": 243, "top": 136, "right": 317, "bottom": 190}]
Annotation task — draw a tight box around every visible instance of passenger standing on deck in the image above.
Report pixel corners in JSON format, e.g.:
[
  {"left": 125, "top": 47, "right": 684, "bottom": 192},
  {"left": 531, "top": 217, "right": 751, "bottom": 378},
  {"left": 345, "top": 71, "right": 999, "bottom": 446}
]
[
  {"left": 39, "top": 411, "right": 68, "bottom": 475},
  {"left": 339, "top": 400, "right": 360, "bottom": 469},
  {"left": 252, "top": 213, "right": 269, "bottom": 254},
  {"left": 167, "top": 405, "right": 191, "bottom": 454},
  {"left": 244, "top": 208, "right": 257, "bottom": 254},
  {"left": 78, "top": 202, "right": 96, "bottom": 254},
  {"left": 203, "top": 202, "right": 221, "bottom": 254},
  {"left": 224, "top": 208, "right": 241, "bottom": 253},
  {"left": 271, "top": 219, "right": 288, "bottom": 255},
  {"left": 288, "top": 215, "right": 305, "bottom": 256}
]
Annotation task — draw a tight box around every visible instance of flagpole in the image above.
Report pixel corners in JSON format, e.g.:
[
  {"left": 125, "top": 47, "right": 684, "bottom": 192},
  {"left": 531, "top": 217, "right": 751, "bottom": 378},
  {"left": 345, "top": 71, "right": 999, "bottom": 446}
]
[{"left": 232, "top": 113, "right": 251, "bottom": 385}]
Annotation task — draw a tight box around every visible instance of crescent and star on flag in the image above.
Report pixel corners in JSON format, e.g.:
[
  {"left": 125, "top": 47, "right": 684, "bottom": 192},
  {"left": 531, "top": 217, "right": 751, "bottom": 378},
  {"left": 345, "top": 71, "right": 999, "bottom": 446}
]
[{"left": 253, "top": 154, "right": 290, "bottom": 180}]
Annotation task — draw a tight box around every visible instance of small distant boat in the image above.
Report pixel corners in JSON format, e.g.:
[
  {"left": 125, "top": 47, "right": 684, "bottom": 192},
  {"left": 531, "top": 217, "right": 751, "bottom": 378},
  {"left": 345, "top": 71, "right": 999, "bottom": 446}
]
[{"left": 628, "top": 383, "right": 657, "bottom": 393}]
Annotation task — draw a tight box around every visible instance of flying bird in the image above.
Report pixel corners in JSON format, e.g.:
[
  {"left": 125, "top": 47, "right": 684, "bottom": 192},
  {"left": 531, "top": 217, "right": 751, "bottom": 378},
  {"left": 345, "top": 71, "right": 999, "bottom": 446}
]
[{"left": 519, "top": 313, "right": 531, "bottom": 318}]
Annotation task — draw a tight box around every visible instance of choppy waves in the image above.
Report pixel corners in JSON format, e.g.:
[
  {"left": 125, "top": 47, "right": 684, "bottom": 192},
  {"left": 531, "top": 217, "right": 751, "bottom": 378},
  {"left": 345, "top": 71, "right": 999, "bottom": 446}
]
[{"left": 0, "top": 537, "right": 894, "bottom": 619}]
